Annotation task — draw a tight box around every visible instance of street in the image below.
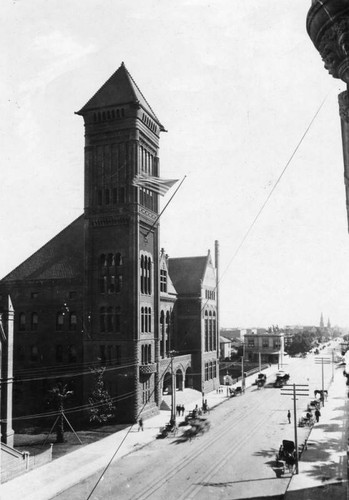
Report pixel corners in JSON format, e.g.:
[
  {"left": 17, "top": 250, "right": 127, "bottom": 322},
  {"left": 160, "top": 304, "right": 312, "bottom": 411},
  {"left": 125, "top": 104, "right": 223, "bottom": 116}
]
[{"left": 54, "top": 344, "right": 339, "bottom": 500}]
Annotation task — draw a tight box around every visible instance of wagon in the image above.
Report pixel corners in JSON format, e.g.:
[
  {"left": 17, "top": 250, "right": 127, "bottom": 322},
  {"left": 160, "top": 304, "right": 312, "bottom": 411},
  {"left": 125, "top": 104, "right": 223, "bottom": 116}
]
[
  {"left": 276, "top": 440, "right": 297, "bottom": 472},
  {"left": 157, "top": 420, "right": 178, "bottom": 439},
  {"left": 183, "top": 417, "right": 211, "bottom": 440}
]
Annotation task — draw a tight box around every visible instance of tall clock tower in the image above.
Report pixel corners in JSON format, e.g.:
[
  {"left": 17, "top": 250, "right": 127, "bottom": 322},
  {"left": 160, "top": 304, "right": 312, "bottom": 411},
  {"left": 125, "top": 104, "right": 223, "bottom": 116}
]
[{"left": 76, "top": 63, "right": 165, "bottom": 421}]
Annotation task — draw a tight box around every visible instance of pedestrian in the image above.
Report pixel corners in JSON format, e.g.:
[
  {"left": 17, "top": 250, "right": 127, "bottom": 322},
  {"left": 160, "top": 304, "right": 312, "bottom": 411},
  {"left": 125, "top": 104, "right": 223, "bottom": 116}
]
[
  {"left": 315, "top": 408, "right": 321, "bottom": 422},
  {"left": 138, "top": 417, "right": 143, "bottom": 431},
  {"left": 181, "top": 404, "right": 185, "bottom": 416},
  {"left": 176, "top": 404, "right": 180, "bottom": 416},
  {"left": 287, "top": 410, "right": 291, "bottom": 424}
]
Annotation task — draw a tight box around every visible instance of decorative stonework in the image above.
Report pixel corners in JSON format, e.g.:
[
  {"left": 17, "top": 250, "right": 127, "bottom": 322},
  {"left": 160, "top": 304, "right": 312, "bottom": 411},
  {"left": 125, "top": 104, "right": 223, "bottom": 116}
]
[
  {"left": 339, "top": 91, "right": 349, "bottom": 122},
  {"left": 318, "top": 19, "right": 349, "bottom": 83},
  {"left": 139, "top": 363, "right": 157, "bottom": 375},
  {"left": 91, "top": 216, "right": 129, "bottom": 227}
]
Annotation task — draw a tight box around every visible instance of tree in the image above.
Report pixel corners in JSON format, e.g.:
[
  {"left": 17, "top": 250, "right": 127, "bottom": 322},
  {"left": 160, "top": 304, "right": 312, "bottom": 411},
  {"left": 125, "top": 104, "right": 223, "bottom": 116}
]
[
  {"left": 88, "top": 367, "right": 115, "bottom": 424},
  {"left": 49, "top": 382, "right": 73, "bottom": 443}
]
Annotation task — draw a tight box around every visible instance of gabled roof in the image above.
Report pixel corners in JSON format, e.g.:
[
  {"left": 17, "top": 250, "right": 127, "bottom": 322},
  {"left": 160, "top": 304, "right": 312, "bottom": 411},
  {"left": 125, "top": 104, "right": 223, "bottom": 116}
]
[
  {"left": 168, "top": 256, "right": 207, "bottom": 295},
  {"left": 159, "top": 251, "right": 177, "bottom": 297},
  {"left": 1, "top": 216, "right": 84, "bottom": 282},
  {"left": 76, "top": 62, "right": 165, "bottom": 129}
]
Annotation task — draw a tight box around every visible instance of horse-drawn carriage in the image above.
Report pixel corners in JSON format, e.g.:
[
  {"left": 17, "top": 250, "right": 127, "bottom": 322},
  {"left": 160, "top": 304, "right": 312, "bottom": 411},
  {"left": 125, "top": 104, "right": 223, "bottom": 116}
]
[
  {"left": 183, "top": 417, "right": 210, "bottom": 440},
  {"left": 276, "top": 440, "right": 297, "bottom": 472},
  {"left": 273, "top": 371, "right": 290, "bottom": 388},
  {"left": 157, "top": 420, "right": 178, "bottom": 438},
  {"left": 255, "top": 373, "right": 267, "bottom": 388}
]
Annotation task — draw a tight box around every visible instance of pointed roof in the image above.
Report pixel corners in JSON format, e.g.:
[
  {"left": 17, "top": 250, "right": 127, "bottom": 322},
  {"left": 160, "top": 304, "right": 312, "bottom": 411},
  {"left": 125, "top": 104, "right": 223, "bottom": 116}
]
[
  {"left": 76, "top": 62, "right": 165, "bottom": 130},
  {"left": 168, "top": 256, "right": 208, "bottom": 295},
  {"left": 1, "top": 216, "right": 84, "bottom": 282}
]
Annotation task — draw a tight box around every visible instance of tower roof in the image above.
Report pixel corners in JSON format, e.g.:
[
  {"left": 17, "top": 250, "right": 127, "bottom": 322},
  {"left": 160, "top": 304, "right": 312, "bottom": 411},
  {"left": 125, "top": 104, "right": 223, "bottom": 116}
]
[{"left": 76, "top": 62, "right": 165, "bottom": 130}]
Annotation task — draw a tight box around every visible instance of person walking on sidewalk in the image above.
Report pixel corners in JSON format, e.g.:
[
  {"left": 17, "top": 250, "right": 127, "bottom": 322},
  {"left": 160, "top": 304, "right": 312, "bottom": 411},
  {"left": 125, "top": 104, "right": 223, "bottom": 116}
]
[
  {"left": 315, "top": 408, "right": 321, "bottom": 423},
  {"left": 287, "top": 410, "right": 291, "bottom": 424},
  {"left": 138, "top": 417, "right": 143, "bottom": 431}
]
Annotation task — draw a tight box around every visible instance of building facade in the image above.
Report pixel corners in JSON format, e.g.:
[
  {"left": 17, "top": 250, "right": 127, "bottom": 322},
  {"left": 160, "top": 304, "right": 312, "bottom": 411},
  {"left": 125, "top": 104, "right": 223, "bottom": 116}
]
[
  {"left": 0, "top": 64, "right": 219, "bottom": 428},
  {"left": 244, "top": 331, "right": 284, "bottom": 365}
]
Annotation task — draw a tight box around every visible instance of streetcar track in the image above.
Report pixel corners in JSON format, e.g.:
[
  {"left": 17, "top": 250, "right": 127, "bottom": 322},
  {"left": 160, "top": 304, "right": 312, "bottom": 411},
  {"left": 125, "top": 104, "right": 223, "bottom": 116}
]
[
  {"left": 131, "top": 392, "right": 278, "bottom": 500},
  {"left": 131, "top": 406, "right": 251, "bottom": 500},
  {"left": 181, "top": 410, "right": 275, "bottom": 500}
]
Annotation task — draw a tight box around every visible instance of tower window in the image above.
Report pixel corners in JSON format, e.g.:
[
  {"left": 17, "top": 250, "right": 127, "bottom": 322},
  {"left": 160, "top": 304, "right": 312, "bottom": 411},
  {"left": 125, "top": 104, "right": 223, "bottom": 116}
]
[{"left": 105, "top": 189, "right": 110, "bottom": 205}]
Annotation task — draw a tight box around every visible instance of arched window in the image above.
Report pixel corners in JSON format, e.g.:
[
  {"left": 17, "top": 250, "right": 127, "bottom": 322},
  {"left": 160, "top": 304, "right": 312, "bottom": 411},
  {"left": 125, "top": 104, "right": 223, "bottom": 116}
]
[
  {"left": 100, "top": 307, "right": 106, "bottom": 333},
  {"left": 160, "top": 311, "right": 165, "bottom": 358},
  {"left": 56, "top": 312, "right": 64, "bottom": 331},
  {"left": 30, "top": 345, "right": 39, "bottom": 361},
  {"left": 69, "top": 312, "right": 77, "bottom": 331},
  {"left": 31, "top": 312, "right": 38, "bottom": 331},
  {"left": 68, "top": 345, "right": 77, "bottom": 363},
  {"left": 165, "top": 311, "right": 170, "bottom": 353},
  {"left": 140, "top": 255, "right": 144, "bottom": 294},
  {"left": 147, "top": 308, "right": 152, "bottom": 333},
  {"left": 141, "top": 307, "right": 145, "bottom": 333},
  {"left": 208, "top": 311, "right": 213, "bottom": 351},
  {"left": 213, "top": 311, "right": 217, "bottom": 350},
  {"left": 204, "top": 310, "right": 209, "bottom": 352},
  {"left": 115, "top": 307, "right": 121, "bottom": 333},
  {"left": 19, "top": 312, "right": 26, "bottom": 332},
  {"left": 147, "top": 258, "right": 152, "bottom": 295},
  {"left": 147, "top": 344, "right": 151, "bottom": 364},
  {"left": 107, "top": 307, "right": 113, "bottom": 332},
  {"left": 141, "top": 345, "right": 145, "bottom": 364}
]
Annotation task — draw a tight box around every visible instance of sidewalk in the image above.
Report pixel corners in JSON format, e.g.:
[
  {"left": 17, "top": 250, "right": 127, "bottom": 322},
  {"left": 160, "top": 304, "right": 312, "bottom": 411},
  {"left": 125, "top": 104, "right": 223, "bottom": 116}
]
[{"left": 285, "top": 366, "right": 349, "bottom": 499}]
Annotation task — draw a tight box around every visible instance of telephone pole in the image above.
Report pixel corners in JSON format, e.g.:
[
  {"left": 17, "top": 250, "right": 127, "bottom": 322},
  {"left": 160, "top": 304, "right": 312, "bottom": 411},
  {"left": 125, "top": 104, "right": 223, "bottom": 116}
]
[
  {"left": 315, "top": 357, "right": 330, "bottom": 406},
  {"left": 281, "top": 383, "right": 309, "bottom": 474}
]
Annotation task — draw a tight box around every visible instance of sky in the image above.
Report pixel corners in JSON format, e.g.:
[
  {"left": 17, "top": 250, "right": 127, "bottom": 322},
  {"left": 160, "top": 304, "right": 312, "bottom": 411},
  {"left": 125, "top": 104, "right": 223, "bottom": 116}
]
[{"left": 1, "top": 0, "right": 349, "bottom": 329}]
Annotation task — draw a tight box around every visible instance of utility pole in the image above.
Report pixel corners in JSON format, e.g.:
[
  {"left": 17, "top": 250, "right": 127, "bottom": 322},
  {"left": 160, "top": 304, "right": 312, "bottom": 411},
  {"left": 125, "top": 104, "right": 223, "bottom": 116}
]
[
  {"left": 281, "top": 383, "right": 309, "bottom": 474},
  {"left": 241, "top": 342, "right": 245, "bottom": 393},
  {"left": 315, "top": 357, "right": 330, "bottom": 407},
  {"left": 258, "top": 352, "right": 261, "bottom": 373},
  {"left": 169, "top": 350, "right": 177, "bottom": 424}
]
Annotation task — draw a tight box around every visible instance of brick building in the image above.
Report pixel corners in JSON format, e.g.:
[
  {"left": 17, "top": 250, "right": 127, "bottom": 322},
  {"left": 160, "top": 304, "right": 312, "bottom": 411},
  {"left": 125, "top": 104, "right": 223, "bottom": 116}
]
[{"left": 0, "top": 63, "right": 219, "bottom": 428}]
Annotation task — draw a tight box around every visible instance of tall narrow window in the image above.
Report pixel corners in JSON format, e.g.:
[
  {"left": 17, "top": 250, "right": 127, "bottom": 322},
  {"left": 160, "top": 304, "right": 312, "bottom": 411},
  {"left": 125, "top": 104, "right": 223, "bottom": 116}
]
[
  {"left": 69, "top": 312, "right": 77, "bottom": 331},
  {"left": 115, "top": 307, "right": 121, "bottom": 333},
  {"left": 56, "top": 312, "right": 64, "bottom": 331},
  {"left": 100, "top": 345, "right": 106, "bottom": 365},
  {"left": 100, "top": 307, "right": 106, "bottom": 333},
  {"left": 56, "top": 345, "right": 63, "bottom": 362},
  {"left": 204, "top": 311, "right": 209, "bottom": 352},
  {"left": 68, "top": 345, "right": 77, "bottom": 363},
  {"left": 107, "top": 307, "right": 114, "bottom": 332},
  {"left": 140, "top": 255, "right": 144, "bottom": 294},
  {"left": 141, "top": 307, "right": 145, "bottom": 333},
  {"left": 31, "top": 312, "right": 38, "bottom": 331},
  {"left": 30, "top": 345, "right": 39, "bottom": 362},
  {"left": 19, "top": 312, "right": 26, "bottom": 332}
]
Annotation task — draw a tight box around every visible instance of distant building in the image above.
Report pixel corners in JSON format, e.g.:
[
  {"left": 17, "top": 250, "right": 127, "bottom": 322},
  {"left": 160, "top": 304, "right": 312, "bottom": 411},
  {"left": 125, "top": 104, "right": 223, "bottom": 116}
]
[
  {"left": 219, "top": 335, "right": 232, "bottom": 359},
  {"left": 243, "top": 330, "right": 284, "bottom": 365}
]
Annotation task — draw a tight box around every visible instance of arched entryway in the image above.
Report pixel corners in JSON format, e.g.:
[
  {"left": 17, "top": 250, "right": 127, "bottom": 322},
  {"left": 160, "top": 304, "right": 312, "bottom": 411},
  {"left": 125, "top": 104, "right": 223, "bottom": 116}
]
[
  {"left": 176, "top": 369, "right": 183, "bottom": 391},
  {"left": 185, "top": 367, "right": 193, "bottom": 389},
  {"left": 163, "top": 372, "right": 172, "bottom": 394}
]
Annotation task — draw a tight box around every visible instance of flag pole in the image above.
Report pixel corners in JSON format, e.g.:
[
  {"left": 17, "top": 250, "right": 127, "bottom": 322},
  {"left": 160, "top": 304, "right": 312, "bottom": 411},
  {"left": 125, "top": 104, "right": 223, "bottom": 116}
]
[{"left": 144, "top": 175, "right": 187, "bottom": 239}]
